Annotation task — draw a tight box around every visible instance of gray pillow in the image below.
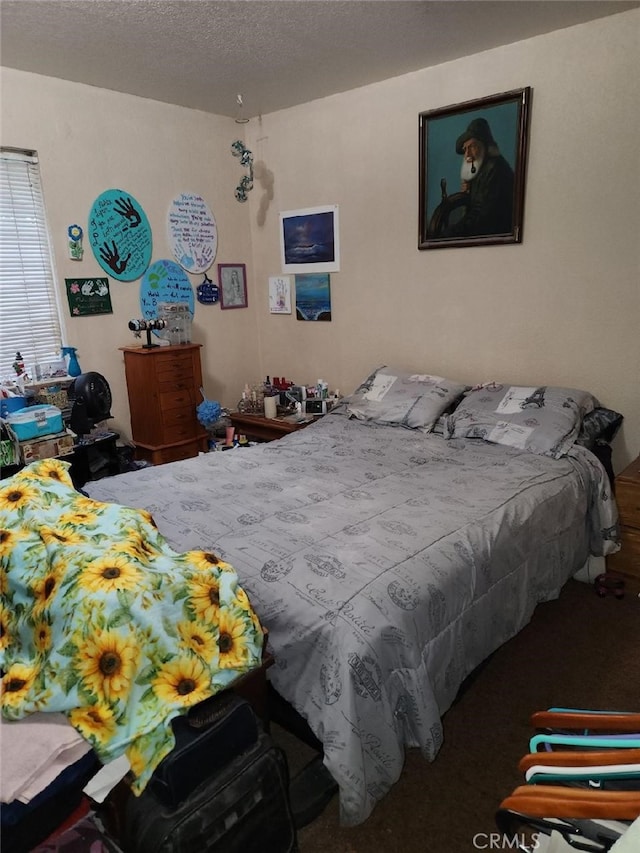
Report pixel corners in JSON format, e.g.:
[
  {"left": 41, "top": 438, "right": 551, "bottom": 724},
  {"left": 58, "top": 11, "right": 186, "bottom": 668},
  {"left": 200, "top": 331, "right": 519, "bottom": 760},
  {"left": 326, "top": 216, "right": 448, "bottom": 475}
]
[
  {"left": 444, "top": 383, "right": 598, "bottom": 459},
  {"left": 346, "top": 365, "right": 468, "bottom": 432}
]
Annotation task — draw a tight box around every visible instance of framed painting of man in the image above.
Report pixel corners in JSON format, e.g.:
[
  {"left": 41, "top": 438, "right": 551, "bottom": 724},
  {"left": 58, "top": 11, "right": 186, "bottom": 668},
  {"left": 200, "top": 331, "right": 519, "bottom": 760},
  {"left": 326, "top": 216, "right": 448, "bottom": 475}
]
[{"left": 418, "top": 88, "right": 531, "bottom": 250}]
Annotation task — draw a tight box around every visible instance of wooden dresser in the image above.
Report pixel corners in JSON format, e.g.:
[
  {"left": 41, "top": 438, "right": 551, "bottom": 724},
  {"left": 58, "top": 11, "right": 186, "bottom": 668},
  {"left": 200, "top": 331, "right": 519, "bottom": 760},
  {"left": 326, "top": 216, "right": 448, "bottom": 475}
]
[
  {"left": 607, "top": 455, "right": 640, "bottom": 586},
  {"left": 120, "top": 343, "right": 208, "bottom": 465}
]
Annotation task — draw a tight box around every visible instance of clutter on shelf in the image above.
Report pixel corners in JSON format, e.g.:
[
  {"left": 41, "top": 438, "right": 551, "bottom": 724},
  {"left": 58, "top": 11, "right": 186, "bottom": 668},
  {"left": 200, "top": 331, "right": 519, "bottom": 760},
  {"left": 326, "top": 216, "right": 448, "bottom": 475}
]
[{"left": 236, "top": 375, "right": 341, "bottom": 418}]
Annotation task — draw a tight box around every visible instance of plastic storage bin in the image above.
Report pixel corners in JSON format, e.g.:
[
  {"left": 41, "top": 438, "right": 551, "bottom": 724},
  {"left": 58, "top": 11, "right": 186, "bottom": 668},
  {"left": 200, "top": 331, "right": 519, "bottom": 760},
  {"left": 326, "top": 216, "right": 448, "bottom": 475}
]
[
  {"left": 157, "top": 302, "right": 193, "bottom": 345},
  {"left": 7, "top": 405, "right": 64, "bottom": 440}
]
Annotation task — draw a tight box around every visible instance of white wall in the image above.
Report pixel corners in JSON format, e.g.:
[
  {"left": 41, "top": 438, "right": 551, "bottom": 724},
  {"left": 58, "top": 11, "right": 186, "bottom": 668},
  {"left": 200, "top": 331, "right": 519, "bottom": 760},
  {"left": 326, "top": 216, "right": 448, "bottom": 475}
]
[
  {"left": 245, "top": 10, "right": 640, "bottom": 471},
  {"left": 0, "top": 71, "right": 260, "bottom": 438},
  {"left": 1, "top": 9, "right": 638, "bottom": 470}
]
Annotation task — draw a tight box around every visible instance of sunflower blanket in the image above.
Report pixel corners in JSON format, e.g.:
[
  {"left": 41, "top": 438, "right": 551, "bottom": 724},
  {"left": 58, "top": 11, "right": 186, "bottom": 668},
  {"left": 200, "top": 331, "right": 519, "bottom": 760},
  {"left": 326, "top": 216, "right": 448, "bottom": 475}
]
[{"left": 0, "top": 459, "right": 264, "bottom": 795}]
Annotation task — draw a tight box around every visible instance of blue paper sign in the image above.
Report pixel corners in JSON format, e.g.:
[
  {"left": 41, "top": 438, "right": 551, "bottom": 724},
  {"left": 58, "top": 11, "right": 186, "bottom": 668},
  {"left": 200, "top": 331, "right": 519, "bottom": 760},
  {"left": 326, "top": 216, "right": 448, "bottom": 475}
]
[
  {"left": 89, "top": 189, "right": 152, "bottom": 281},
  {"left": 140, "top": 259, "right": 195, "bottom": 325},
  {"left": 197, "top": 276, "right": 219, "bottom": 305}
]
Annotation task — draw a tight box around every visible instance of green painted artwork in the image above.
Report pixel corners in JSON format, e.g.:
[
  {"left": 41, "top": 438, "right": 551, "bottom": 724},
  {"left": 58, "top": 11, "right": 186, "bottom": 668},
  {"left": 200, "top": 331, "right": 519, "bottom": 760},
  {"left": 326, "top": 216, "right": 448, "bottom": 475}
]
[{"left": 65, "top": 277, "right": 113, "bottom": 316}]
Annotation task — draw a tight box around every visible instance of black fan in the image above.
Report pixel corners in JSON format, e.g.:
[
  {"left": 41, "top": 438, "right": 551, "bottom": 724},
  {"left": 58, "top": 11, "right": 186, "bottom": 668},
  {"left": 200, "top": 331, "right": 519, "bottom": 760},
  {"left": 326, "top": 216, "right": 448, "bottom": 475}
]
[{"left": 68, "top": 372, "right": 112, "bottom": 436}]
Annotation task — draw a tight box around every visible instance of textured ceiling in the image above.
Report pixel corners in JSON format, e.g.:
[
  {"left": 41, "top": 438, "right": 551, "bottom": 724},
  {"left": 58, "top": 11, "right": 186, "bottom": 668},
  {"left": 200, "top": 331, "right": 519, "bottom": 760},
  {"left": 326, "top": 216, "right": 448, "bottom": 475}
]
[{"left": 1, "top": 1, "right": 638, "bottom": 119}]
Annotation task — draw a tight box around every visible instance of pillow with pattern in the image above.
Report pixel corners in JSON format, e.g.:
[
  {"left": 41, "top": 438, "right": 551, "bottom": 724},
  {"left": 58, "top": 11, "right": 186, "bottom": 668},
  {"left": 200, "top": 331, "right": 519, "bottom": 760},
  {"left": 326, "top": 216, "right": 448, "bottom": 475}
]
[
  {"left": 346, "top": 366, "right": 468, "bottom": 432},
  {"left": 444, "top": 383, "right": 598, "bottom": 459},
  {"left": 575, "top": 407, "right": 623, "bottom": 448}
]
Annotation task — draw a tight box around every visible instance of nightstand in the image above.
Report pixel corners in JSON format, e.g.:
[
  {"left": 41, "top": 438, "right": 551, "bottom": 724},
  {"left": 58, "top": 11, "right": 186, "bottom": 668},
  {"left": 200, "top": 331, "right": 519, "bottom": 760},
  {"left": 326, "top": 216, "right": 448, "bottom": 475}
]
[
  {"left": 228, "top": 412, "right": 318, "bottom": 443},
  {"left": 607, "top": 455, "right": 640, "bottom": 586}
]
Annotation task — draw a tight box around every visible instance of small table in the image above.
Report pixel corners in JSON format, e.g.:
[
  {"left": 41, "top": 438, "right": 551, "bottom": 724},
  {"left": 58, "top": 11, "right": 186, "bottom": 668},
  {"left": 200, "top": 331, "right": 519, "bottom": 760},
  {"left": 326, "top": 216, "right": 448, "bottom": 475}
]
[
  {"left": 229, "top": 412, "right": 318, "bottom": 443},
  {"left": 607, "top": 454, "right": 640, "bottom": 589},
  {"left": 70, "top": 430, "right": 120, "bottom": 488}
]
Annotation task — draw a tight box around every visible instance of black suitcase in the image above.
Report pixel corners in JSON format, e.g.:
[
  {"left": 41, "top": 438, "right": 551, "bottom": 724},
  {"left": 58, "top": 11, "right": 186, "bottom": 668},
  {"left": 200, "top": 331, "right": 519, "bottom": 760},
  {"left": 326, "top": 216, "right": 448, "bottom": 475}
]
[
  {"left": 120, "top": 730, "right": 297, "bottom": 853},
  {"left": 150, "top": 691, "right": 260, "bottom": 809}
]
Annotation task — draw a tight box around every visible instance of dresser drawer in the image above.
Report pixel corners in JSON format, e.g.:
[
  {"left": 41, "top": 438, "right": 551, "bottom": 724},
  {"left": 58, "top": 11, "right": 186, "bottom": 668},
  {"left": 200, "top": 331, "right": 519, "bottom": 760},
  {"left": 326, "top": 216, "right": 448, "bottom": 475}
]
[
  {"left": 156, "top": 441, "right": 200, "bottom": 464},
  {"left": 159, "top": 389, "right": 194, "bottom": 411},
  {"left": 136, "top": 440, "right": 201, "bottom": 466},
  {"left": 162, "top": 406, "right": 195, "bottom": 428},
  {"left": 615, "top": 481, "right": 640, "bottom": 531},
  {"left": 161, "top": 422, "right": 195, "bottom": 443},
  {"left": 157, "top": 376, "right": 197, "bottom": 394},
  {"left": 607, "top": 526, "right": 640, "bottom": 580},
  {"left": 155, "top": 355, "right": 194, "bottom": 385}
]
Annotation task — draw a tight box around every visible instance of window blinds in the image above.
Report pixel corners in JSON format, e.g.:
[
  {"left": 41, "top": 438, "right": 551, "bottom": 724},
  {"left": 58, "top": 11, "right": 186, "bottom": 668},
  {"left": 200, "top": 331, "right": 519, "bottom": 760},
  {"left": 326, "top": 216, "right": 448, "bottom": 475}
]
[{"left": 0, "top": 148, "right": 63, "bottom": 379}]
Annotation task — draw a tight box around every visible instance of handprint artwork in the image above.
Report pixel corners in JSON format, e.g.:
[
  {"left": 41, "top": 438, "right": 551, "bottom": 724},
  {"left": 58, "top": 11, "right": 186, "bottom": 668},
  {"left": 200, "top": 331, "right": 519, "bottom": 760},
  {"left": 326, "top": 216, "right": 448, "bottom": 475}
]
[
  {"left": 168, "top": 193, "right": 218, "bottom": 274},
  {"left": 113, "top": 196, "right": 142, "bottom": 228},
  {"left": 99, "top": 240, "right": 132, "bottom": 275},
  {"left": 89, "top": 189, "right": 152, "bottom": 281}
]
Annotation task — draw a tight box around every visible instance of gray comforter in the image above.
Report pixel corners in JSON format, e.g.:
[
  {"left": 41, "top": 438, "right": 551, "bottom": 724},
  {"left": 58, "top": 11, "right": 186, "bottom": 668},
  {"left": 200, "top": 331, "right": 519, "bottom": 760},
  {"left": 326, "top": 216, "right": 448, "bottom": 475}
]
[{"left": 87, "top": 413, "right": 618, "bottom": 825}]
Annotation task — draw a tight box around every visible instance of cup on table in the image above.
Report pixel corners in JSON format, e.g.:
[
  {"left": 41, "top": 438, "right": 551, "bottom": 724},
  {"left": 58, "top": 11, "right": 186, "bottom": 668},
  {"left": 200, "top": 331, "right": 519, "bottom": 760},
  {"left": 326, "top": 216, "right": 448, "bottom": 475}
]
[{"left": 264, "top": 396, "right": 277, "bottom": 419}]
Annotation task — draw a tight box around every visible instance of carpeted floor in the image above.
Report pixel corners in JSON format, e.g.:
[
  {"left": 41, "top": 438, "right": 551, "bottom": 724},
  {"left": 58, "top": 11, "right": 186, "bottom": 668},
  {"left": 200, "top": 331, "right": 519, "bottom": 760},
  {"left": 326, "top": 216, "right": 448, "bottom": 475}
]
[{"left": 274, "top": 578, "right": 639, "bottom": 853}]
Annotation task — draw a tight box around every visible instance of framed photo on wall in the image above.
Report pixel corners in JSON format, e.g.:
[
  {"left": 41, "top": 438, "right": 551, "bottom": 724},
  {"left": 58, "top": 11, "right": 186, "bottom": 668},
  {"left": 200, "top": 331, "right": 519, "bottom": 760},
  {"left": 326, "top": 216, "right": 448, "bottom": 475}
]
[
  {"left": 279, "top": 205, "right": 340, "bottom": 273},
  {"left": 218, "top": 263, "right": 248, "bottom": 309},
  {"left": 418, "top": 87, "right": 531, "bottom": 250}
]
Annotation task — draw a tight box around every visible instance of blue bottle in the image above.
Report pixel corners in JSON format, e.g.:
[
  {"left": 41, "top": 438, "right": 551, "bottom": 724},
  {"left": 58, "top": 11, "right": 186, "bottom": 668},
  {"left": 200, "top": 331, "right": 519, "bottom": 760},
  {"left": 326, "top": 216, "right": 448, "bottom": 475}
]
[{"left": 61, "top": 346, "right": 82, "bottom": 377}]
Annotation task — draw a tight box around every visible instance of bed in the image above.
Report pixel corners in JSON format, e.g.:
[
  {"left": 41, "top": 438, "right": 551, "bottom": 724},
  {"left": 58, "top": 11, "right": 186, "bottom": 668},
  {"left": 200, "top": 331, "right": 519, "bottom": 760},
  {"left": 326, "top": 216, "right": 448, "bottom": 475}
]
[{"left": 86, "top": 369, "right": 620, "bottom": 826}]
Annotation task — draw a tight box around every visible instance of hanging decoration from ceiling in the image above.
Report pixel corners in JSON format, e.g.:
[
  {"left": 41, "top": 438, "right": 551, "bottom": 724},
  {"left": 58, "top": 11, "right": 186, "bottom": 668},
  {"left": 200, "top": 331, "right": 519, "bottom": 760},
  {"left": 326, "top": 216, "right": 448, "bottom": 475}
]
[
  {"left": 231, "top": 140, "right": 254, "bottom": 202},
  {"left": 167, "top": 192, "right": 218, "bottom": 273},
  {"left": 89, "top": 189, "right": 152, "bottom": 281}
]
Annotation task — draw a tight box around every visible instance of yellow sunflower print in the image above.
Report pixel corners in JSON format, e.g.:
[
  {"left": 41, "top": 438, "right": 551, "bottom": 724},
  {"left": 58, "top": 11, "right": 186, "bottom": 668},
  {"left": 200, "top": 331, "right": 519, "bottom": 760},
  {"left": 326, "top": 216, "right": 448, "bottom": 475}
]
[
  {"left": 59, "top": 508, "right": 99, "bottom": 527},
  {"left": 69, "top": 704, "right": 117, "bottom": 746},
  {"left": 117, "top": 528, "right": 160, "bottom": 561},
  {"left": 0, "top": 604, "right": 12, "bottom": 652},
  {"left": 31, "top": 563, "right": 65, "bottom": 615},
  {"left": 0, "top": 566, "right": 7, "bottom": 596},
  {"left": 152, "top": 656, "right": 212, "bottom": 707},
  {"left": 1, "top": 662, "right": 39, "bottom": 710},
  {"left": 80, "top": 554, "right": 142, "bottom": 593},
  {"left": 72, "top": 495, "right": 104, "bottom": 513},
  {"left": 235, "top": 587, "right": 264, "bottom": 636},
  {"left": 188, "top": 573, "right": 221, "bottom": 624},
  {"left": 33, "top": 619, "right": 52, "bottom": 654},
  {"left": 185, "top": 550, "right": 222, "bottom": 572},
  {"left": 125, "top": 741, "right": 148, "bottom": 779},
  {"left": 34, "top": 458, "right": 73, "bottom": 486},
  {"left": 217, "top": 608, "right": 250, "bottom": 670},
  {"left": 74, "top": 628, "right": 140, "bottom": 703},
  {"left": 0, "top": 482, "right": 38, "bottom": 512},
  {"left": 40, "top": 526, "right": 84, "bottom": 548},
  {"left": 177, "top": 620, "right": 218, "bottom": 662},
  {"left": 0, "top": 527, "right": 28, "bottom": 558},
  {"left": 234, "top": 587, "right": 253, "bottom": 615}
]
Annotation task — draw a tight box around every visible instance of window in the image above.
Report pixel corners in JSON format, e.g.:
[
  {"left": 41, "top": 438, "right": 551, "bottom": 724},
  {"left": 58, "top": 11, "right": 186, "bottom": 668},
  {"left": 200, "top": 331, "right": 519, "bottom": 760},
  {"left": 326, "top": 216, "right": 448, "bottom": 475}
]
[{"left": 0, "top": 148, "right": 64, "bottom": 379}]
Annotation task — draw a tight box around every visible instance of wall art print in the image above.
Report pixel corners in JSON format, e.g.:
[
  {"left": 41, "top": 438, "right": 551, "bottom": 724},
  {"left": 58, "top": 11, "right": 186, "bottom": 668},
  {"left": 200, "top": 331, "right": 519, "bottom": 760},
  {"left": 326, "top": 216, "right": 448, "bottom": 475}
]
[
  {"left": 168, "top": 192, "right": 218, "bottom": 273},
  {"left": 65, "top": 277, "right": 112, "bottom": 317},
  {"left": 418, "top": 88, "right": 531, "bottom": 250},
  {"left": 280, "top": 205, "right": 340, "bottom": 274},
  {"left": 295, "top": 273, "right": 331, "bottom": 321},
  {"left": 268, "top": 275, "right": 292, "bottom": 314},
  {"left": 218, "top": 264, "right": 248, "bottom": 310},
  {"left": 140, "top": 259, "right": 195, "bottom": 333},
  {"left": 89, "top": 189, "right": 152, "bottom": 280}
]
